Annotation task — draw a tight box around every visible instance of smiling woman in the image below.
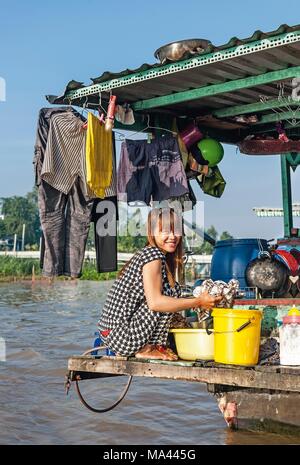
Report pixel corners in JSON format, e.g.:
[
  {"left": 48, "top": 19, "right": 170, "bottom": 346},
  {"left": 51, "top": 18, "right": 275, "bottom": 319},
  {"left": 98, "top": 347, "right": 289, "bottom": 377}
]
[{"left": 98, "top": 207, "right": 220, "bottom": 360}]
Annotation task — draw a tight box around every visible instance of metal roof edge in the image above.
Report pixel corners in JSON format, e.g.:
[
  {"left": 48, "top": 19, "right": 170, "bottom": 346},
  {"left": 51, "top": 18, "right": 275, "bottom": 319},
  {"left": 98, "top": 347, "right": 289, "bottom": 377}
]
[{"left": 61, "top": 28, "right": 300, "bottom": 103}]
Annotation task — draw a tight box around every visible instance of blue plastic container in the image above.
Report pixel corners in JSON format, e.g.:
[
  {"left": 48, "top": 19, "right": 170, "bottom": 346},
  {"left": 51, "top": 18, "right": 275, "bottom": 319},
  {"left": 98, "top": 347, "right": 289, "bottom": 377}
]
[{"left": 210, "top": 238, "right": 269, "bottom": 288}]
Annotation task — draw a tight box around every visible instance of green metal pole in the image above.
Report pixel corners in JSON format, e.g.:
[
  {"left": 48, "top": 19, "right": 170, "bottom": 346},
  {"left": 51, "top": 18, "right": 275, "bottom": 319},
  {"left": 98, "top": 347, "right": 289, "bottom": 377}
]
[{"left": 280, "top": 154, "right": 293, "bottom": 238}]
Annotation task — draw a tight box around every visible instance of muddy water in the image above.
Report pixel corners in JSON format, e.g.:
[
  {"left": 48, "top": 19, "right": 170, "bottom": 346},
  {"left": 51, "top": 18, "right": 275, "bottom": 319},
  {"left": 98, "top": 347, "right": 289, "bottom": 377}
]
[{"left": 0, "top": 281, "right": 299, "bottom": 445}]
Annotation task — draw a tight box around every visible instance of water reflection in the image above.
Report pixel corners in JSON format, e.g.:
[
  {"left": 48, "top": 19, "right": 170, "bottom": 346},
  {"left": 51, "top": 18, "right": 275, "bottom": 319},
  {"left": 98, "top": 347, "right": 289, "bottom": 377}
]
[{"left": 0, "top": 281, "right": 299, "bottom": 445}]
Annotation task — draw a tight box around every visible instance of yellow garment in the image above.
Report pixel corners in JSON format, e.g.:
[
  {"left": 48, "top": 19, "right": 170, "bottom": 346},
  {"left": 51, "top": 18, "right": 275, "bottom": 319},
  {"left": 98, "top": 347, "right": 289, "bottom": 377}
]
[{"left": 86, "top": 112, "right": 113, "bottom": 198}]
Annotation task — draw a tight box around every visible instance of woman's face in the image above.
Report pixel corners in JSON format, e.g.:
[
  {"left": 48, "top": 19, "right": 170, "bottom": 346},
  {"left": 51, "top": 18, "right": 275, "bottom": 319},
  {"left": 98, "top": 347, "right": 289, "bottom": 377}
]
[{"left": 153, "top": 214, "right": 181, "bottom": 254}]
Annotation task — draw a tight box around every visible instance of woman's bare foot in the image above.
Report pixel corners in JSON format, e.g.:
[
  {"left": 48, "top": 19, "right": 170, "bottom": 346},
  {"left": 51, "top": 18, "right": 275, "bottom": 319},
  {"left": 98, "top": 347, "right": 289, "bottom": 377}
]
[
  {"left": 155, "top": 345, "right": 178, "bottom": 360},
  {"left": 135, "top": 345, "right": 177, "bottom": 361},
  {"left": 136, "top": 344, "right": 154, "bottom": 354}
]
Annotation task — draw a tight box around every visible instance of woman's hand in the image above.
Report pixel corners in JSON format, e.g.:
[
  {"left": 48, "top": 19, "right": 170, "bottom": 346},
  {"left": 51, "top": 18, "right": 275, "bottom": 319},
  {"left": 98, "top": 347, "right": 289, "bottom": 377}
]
[{"left": 193, "top": 291, "right": 222, "bottom": 310}]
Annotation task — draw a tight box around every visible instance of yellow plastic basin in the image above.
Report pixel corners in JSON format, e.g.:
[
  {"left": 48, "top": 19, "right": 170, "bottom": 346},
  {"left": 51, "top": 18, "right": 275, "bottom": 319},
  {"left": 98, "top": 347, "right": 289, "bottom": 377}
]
[{"left": 169, "top": 328, "right": 214, "bottom": 361}]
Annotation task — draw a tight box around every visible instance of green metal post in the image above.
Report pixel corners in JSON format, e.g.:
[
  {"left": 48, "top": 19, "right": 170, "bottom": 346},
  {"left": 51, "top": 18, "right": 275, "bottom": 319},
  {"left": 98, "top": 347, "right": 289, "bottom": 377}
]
[{"left": 280, "top": 154, "right": 293, "bottom": 238}]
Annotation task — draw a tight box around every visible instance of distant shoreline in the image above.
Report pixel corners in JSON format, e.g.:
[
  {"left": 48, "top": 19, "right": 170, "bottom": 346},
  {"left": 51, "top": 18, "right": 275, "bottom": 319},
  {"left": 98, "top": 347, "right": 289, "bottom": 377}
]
[{"left": 0, "top": 256, "right": 119, "bottom": 282}]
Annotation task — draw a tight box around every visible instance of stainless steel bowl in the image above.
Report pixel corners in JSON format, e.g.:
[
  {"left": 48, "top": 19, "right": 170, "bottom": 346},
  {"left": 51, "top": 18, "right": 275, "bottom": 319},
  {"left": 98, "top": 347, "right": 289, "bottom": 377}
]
[{"left": 154, "top": 39, "right": 212, "bottom": 64}]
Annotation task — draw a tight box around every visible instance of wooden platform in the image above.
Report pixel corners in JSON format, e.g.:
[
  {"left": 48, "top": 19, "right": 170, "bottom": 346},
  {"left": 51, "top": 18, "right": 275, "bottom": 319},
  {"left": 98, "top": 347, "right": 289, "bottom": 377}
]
[
  {"left": 67, "top": 356, "right": 300, "bottom": 431},
  {"left": 68, "top": 356, "right": 300, "bottom": 393}
]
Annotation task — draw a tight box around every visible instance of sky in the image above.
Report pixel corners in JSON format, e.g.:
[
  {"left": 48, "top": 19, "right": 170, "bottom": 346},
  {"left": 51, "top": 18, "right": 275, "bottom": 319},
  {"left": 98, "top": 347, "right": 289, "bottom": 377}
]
[{"left": 0, "top": 0, "right": 299, "bottom": 240}]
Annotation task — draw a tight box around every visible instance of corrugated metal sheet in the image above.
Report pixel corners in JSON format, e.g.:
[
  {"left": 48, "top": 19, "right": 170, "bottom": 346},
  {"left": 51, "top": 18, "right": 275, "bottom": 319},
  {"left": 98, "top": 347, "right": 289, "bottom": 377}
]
[
  {"left": 47, "top": 23, "right": 300, "bottom": 106},
  {"left": 46, "top": 23, "right": 300, "bottom": 143}
]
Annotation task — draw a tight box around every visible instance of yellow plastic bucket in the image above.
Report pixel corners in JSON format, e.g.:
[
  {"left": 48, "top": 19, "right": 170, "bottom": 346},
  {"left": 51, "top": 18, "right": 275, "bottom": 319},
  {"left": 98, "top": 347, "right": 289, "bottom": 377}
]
[
  {"left": 211, "top": 308, "right": 262, "bottom": 366},
  {"left": 169, "top": 329, "right": 214, "bottom": 361}
]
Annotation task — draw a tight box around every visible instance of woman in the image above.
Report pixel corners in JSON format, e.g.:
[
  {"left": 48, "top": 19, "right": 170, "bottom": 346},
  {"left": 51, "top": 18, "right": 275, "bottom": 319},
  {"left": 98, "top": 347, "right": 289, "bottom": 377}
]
[{"left": 98, "top": 208, "right": 221, "bottom": 361}]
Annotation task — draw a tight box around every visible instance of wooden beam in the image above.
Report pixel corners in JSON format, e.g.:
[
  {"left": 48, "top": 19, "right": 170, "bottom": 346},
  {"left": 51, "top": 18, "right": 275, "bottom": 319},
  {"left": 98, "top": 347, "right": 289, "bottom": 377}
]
[
  {"left": 68, "top": 357, "right": 300, "bottom": 393},
  {"left": 132, "top": 67, "right": 300, "bottom": 111}
]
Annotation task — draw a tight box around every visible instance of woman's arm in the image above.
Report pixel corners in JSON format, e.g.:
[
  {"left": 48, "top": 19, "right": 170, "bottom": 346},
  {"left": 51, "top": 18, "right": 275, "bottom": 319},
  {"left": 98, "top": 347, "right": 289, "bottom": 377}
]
[{"left": 143, "top": 259, "right": 220, "bottom": 313}]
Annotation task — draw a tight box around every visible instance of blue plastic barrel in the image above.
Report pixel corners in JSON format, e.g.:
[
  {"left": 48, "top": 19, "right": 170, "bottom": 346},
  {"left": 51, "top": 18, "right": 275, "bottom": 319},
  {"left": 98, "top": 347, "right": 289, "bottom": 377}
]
[{"left": 210, "top": 238, "right": 269, "bottom": 288}]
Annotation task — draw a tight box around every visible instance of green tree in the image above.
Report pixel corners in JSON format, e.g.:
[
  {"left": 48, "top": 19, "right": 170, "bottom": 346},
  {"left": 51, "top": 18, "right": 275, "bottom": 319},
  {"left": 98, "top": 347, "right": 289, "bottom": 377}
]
[
  {"left": 1, "top": 187, "right": 40, "bottom": 247},
  {"left": 0, "top": 220, "right": 6, "bottom": 239},
  {"left": 193, "top": 226, "right": 234, "bottom": 255},
  {"left": 197, "top": 225, "right": 218, "bottom": 255}
]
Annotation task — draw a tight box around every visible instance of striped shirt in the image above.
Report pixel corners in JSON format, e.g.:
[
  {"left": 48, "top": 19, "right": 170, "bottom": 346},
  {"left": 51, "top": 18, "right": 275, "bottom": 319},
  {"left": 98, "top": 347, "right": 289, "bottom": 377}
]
[
  {"left": 104, "top": 132, "right": 117, "bottom": 197},
  {"left": 41, "top": 110, "right": 117, "bottom": 199},
  {"left": 41, "top": 112, "right": 87, "bottom": 195}
]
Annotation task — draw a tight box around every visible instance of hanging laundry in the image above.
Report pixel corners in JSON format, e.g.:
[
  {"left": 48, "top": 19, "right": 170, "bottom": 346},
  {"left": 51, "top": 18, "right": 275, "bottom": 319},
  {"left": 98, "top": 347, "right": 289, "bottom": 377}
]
[
  {"left": 41, "top": 111, "right": 88, "bottom": 196},
  {"left": 124, "top": 138, "right": 153, "bottom": 204},
  {"left": 38, "top": 177, "right": 93, "bottom": 278},
  {"left": 150, "top": 135, "right": 189, "bottom": 201},
  {"left": 103, "top": 132, "right": 117, "bottom": 198},
  {"left": 115, "top": 104, "right": 135, "bottom": 125},
  {"left": 33, "top": 106, "right": 78, "bottom": 187},
  {"left": 91, "top": 196, "right": 118, "bottom": 273},
  {"left": 85, "top": 112, "right": 113, "bottom": 198},
  {"left": 196, "top": 165, "right": 226, "bottom": 198},
  {"left": 91, "top": 134, "right": 118, "bottom": 273},
  {"left": 34, "top": 106, "right": 81, "bottom": 269},
  {"left": 34, "top": 107, "right": 115, "bottom": 278},
  {"left": 117, "top": 136, "right": 189, "bottom": 205}
]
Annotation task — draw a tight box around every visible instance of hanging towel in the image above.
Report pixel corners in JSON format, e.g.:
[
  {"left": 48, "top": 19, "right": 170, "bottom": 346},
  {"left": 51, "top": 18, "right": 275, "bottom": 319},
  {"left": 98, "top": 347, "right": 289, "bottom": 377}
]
[
  {"left": 86, "top": 112, "right": 113, "bottom": 198},
  {"left": 196, "top": 166, "right": 226, "bottom": 198}
]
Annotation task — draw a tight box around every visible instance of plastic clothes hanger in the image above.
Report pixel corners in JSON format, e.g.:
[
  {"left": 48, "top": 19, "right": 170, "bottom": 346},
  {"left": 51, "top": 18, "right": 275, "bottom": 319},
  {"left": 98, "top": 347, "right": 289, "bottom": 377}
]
[
  {"left": 81, "top": 97, "right": 89, "bottom": 129},
  {"left": 97, "top": 91, "right": 107, "bottom": 124}
]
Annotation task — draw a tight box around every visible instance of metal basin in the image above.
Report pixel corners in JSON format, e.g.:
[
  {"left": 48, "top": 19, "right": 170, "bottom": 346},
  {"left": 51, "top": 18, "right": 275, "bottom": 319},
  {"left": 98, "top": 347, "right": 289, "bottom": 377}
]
[{"left": 154, "top": 39, "right": 212, "bottom": 64}]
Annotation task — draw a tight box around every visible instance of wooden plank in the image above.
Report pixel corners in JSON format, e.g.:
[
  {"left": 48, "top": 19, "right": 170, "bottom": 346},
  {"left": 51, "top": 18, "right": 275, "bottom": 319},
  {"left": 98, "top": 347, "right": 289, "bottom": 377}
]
[{"left": 68, "top": 357, "right": 300, "bottom": 393}]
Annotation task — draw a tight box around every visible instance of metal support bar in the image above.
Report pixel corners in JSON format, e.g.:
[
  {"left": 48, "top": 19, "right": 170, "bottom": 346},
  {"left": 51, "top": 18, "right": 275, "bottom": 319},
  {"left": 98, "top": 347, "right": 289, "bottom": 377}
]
[
  {"left": 213, "top": 99, "right": 300, "bottom": 118},
  {"left": 286, "top": 152, "right": 300, "bottom": 171},
  {"left": 252, "top": 110, "right": 300, "bottom": 125},
  {"left": 280, "top": 154, "right": 293, "bottom": 237},
  {"left": 132, "top": 67, "right": 300, "bottom": 111}
]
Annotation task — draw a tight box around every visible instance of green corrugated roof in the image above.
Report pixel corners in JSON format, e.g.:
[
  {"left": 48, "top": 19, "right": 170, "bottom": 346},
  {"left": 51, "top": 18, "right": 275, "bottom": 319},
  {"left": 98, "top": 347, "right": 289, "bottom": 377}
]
[
  {"left": 47, "top": 23, "right": 300, "bottom": 106},
  {"left": 46, "top": 24, "right": 300, "bottom": 144}
]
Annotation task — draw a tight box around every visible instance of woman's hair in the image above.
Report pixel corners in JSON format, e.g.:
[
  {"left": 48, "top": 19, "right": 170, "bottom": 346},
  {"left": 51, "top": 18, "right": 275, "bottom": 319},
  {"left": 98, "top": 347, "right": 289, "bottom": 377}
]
[{"left": 118, "top": 207, "right": 183, "bottom": 287}]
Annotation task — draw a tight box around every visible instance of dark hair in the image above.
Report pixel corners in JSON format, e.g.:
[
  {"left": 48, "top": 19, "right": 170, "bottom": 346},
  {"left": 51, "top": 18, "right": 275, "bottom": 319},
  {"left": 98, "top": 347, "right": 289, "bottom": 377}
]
[{"left": 118, "top": 208, "right": 183, "bottom": 287}]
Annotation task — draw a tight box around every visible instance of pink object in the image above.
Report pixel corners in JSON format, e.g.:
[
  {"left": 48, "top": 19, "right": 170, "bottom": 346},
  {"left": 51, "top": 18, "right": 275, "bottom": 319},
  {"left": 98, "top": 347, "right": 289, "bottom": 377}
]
[
  {"left": 98, "top": 112, "right": 105, "bottom": 124},
  {"left": 179, "top": 122, "right": 203, "bottom": 149},
  {"left": 105, "top": 95, "right": 117, "bottom": 131},
  {"left": 283, "top": 314, "right": 300, "bottom": 324},
  {"left": 218, "top": 397, "right": 238, "bottom": 429}
]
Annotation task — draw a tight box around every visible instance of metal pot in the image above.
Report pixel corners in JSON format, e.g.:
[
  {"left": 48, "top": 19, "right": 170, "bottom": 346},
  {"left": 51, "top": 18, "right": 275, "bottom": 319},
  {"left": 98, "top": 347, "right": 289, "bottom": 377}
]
[
  {"left": 154, "top": 39, "right": 212, "bottom": 64},
  {"left": 246, "top": 256, "right": 289, "bottom": 297}
]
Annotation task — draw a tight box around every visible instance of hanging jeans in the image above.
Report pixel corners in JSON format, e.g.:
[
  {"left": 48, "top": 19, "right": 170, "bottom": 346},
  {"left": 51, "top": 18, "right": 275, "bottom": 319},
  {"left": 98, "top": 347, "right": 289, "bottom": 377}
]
[{"left": 38, "top": 177, "right": 93, "bottom": 277}]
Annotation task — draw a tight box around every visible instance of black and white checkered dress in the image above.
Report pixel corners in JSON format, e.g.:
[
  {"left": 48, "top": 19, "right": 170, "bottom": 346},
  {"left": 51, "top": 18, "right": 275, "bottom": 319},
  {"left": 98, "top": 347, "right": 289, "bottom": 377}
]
[{"left": 98, "top": 245, "right": 181, "bottom": 356}]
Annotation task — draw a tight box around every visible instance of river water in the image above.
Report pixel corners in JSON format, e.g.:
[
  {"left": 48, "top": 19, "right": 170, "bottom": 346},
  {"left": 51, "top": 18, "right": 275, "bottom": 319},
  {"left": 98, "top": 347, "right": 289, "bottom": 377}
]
[{"left": 0, "top": 280, "right": 299, "bottom": 445}]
